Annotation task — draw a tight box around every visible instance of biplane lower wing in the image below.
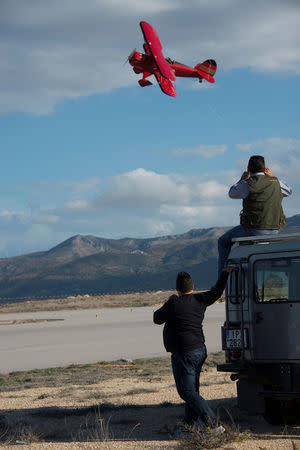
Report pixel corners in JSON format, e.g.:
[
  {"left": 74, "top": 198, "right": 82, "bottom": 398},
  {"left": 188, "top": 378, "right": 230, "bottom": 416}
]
[
  {"left": 139, "top": 71, "right": 152, "bottom": 87},
  {"left": 140, "top": 21, "right": 176, "bottom": 82},
  {"left": 154, "top": 72, "right": 177, "bottom": 97}
]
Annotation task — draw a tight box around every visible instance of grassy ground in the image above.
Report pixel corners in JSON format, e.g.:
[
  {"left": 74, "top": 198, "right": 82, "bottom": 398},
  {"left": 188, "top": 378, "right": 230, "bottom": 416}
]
[{"left": 0, "top": 352, "right": 225, "bottom": 392}]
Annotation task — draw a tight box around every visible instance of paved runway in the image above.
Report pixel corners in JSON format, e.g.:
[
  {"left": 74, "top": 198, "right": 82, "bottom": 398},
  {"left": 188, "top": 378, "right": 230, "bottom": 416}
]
[{"left": 0, "top": 303, "right": 225, "bottom": 373}]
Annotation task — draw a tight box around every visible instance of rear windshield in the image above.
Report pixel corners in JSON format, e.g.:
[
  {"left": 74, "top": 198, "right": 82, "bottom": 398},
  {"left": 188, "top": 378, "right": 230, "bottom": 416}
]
[{"left": 254, "top": 258, "right": 300, "bottom": 303}]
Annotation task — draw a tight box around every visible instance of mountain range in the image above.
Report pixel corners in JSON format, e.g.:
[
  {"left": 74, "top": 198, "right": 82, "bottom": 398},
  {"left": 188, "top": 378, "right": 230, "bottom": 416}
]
[{"left": 0, "top": 215, "right": 300, "bottom": 301}]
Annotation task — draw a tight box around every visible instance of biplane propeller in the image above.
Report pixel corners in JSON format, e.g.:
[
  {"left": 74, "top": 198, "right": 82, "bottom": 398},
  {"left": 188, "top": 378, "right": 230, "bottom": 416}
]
[
  {"left": 125, "top": 48, "right": 136, "bottom": 65},
  {"left": 128, "top": 21, "right": 217, "bottom": 97}
]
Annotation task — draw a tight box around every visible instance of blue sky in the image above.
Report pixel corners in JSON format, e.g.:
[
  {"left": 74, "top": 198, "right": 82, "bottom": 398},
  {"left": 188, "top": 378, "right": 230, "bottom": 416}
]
[{"left": 1, "top": 0, "right": 300, "bottom": 256}]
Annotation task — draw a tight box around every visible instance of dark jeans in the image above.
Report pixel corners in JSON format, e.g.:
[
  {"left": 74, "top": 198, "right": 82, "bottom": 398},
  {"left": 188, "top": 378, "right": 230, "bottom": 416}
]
[{"left": 171, "top": 346, "right": 216, "bottom": 426}]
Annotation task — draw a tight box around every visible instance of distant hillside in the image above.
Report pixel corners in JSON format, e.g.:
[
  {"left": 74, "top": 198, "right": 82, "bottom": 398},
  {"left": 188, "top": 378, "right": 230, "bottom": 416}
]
[{"left": 0, "top": 215, "right": 299, "bottom": 301}]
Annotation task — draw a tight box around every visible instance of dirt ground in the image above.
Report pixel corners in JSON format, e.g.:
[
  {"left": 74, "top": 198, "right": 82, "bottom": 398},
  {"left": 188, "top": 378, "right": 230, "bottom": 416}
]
[
  {"left": 0, "top": 354, "right": 299, "bottom": 449},
  {"left": 0, "top": 290, "right": 225, "bottom": 314},
  {"left": 0, "top": 291, "right": 175, "bottom": 313}
]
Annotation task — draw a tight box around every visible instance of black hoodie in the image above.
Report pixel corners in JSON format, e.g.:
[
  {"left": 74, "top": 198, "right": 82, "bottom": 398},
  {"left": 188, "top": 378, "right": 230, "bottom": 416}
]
[{"left": 153, "top": 271, "right": 229, "bottom": 353}]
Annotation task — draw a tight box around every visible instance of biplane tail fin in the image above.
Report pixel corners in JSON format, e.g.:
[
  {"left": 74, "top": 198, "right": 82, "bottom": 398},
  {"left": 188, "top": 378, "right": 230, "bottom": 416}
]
[{"left": 195, "top": 59, "right": 217, "bottom": 83}]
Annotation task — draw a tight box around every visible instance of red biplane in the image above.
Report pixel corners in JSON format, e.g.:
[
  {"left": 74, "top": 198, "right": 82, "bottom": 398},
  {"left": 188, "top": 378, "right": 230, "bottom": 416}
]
[{"left": 128, "top": 21, "right": 217, "bottom": 97}]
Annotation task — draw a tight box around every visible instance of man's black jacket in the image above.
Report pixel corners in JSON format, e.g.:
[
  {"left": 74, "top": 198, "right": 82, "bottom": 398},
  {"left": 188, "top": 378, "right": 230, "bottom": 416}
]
[{"left": 153, "top": 271, "right": 229, "bottom": 353}]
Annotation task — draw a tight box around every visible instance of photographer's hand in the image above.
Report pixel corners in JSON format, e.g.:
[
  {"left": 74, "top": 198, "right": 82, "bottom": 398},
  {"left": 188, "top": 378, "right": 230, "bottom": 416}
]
[{"left": 264, "top": 167, "right": 274, "bottom": 177}]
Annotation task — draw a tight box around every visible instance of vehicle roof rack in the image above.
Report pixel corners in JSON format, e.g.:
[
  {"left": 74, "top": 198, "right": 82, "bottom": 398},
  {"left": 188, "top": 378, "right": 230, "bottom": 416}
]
[{"left": 232, "top": 233, "right": 300, "bottom": 245}]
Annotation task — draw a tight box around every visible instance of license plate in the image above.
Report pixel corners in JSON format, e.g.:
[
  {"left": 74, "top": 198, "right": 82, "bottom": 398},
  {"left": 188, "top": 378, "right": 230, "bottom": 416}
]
[{"left": 226, "top": 329, "right": 246, "bottom": 349}]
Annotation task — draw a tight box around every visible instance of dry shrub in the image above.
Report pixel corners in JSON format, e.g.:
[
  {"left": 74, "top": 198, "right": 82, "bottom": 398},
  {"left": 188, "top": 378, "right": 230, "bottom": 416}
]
[
  {"left": 0, "top": 420, "right": 42, "bottom": 445},
  {"left": 75, "top": 407, "right": 112, "bottom": 442},
  {"left": 74, "top": 407, "right": 141, "bottom": 443},
  {"left": 177, "top": 410, "right": 251, "bottom": 449}
]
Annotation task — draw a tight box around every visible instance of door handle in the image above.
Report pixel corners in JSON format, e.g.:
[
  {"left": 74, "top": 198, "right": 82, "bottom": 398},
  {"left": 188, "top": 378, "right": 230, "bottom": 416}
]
[{"left": 255, "top": 312, "right": 263, "bottom": 324}]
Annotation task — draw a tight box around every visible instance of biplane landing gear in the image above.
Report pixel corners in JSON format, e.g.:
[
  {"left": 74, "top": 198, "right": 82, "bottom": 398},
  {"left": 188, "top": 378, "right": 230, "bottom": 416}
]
[
  {"left": 199, "top": 78, "right": 203, "bottom": 83},
  {"left": 138, "top": 79, "right": 152, "bottom": 87}
]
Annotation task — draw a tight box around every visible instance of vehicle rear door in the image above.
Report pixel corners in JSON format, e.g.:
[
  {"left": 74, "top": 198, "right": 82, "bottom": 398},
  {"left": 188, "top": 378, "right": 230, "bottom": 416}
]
[{"left": 249, "top": 253, "right": 300, "bottom": 361}]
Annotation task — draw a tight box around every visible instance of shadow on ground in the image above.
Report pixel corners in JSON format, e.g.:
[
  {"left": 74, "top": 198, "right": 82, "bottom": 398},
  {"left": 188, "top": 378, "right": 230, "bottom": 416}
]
[
  {"left": 1, "top": 398, "right": 300, "bottom": 445},
  {"left": 1, "top": 402, "right": 181, "bottom": 444},
  {"left": 210, "top": 398, "right": 300, "bottom": 444}
]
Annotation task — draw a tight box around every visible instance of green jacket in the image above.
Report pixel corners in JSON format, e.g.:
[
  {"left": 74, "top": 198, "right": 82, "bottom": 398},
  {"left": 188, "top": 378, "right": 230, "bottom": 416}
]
[{"left": 240, "top": 175, "right": 286, "bottom": 229}]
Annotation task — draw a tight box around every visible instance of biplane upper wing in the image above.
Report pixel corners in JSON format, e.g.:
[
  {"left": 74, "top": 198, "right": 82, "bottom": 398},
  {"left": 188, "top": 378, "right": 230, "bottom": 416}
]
[{"left": 140, "top": 21, "right": 176, "bottom": 82}]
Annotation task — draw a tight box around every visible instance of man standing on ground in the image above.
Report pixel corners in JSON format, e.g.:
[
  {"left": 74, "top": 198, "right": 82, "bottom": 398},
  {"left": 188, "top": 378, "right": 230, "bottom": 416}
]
[
  {"left": 218, "top": 155, "right": 292, "bottom": 274},
  {"left": 153, "top": 268, "right": 231, "bottom": 434}
]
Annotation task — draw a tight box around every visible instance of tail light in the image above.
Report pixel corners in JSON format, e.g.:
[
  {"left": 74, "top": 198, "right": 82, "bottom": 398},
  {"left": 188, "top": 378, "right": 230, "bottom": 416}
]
[{"left": 230, "top": 350, "right": 241, "bottom": 360}]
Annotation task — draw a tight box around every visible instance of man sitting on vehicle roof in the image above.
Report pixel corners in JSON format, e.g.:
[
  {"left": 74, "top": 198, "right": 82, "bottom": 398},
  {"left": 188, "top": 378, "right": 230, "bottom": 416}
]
[{"left": 218, "top": 155, "right": 292, "bottom": 275}]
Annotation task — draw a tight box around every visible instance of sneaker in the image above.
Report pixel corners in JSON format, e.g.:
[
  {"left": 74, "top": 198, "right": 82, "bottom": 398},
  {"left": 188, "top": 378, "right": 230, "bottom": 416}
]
[
  {"left": 212, "top": 425, "right": 225, "bottom": 436},
  {"left": 203, "top": 425, "right": 225, "bottom": 438}
]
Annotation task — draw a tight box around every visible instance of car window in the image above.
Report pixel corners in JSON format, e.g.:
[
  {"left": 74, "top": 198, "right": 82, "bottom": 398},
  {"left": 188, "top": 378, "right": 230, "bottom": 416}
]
[{"left": 254, "top": 258, "right": 300, "bottom": 303}]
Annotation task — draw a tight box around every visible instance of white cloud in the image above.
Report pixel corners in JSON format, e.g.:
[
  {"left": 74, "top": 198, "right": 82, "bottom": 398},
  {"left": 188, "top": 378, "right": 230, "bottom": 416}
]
[
  {"left": 0, "top": 167, "right": 230, "bottom": 255},
  {"left": 160, "top": 203, "right": 239, "bottom": 229},
  {"left": 196, "top": 180, "right": 227, "bottom": 199},
  {"left": 99, "top": 0, "right": 179, "bottom": 13},
  {"left": 52, "top": 168, "right": 230, "bottom": 232},
  {"left": 65, "top": 199, "right": 91, "bottom": 211},
  {"left": 235, "top": 137, "right": 300, "bottom": 182},
  {"left": 13, "top": 178, "right": 102, "bottom": 198},
  {"left": 236, "top": 137, "right": 300, "bottom": 153},
  {"left": 68, "top": 178, "right": 101, "bottom": 194},
  {"left": 96, "top": 168, "right": 190, "bottom": 208},
  {"left": 0, "top": 156, "right": 298, "bottom": 256},
  {"left": 92, "top": 168, "right": 227, "bottom": 209},
  {"left": 185, "top": 81, "right": 216, "bottom": 91},
  {"left": 0, "top": 209, "right": 28, "bottom": 226},
  {"left": 173, "top": 145, "right": 227, "bottom": 158},
  {"left": 1, "top": 0, "right": 300, "bottom": 114},
  {"left": 35, "top": 214, "right": 60, "bottom": 225}
]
